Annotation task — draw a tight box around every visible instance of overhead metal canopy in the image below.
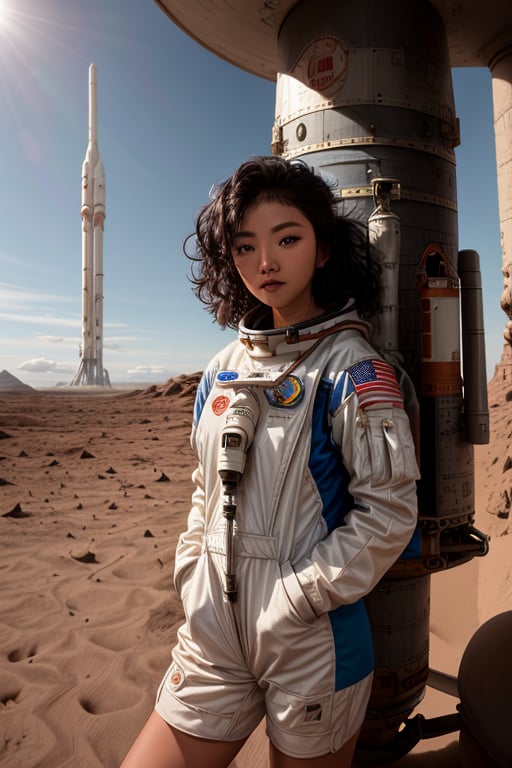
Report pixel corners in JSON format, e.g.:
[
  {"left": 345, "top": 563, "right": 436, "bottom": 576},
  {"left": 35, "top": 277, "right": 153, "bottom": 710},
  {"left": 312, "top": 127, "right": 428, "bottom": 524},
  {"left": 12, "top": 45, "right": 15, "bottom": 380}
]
[{"left": 153, "top": 0, "right": 512, "bottom": 79}]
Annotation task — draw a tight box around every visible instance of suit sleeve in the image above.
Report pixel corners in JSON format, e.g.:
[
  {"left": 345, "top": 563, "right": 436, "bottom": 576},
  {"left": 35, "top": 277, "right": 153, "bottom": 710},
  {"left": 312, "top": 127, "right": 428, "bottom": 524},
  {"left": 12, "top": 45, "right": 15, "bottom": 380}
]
[
  {"left": 173, "top": 463, "right": 205, "bottom": 598},
  {"left": 281, "top": 360, "right": 420, "bottom": 622}
]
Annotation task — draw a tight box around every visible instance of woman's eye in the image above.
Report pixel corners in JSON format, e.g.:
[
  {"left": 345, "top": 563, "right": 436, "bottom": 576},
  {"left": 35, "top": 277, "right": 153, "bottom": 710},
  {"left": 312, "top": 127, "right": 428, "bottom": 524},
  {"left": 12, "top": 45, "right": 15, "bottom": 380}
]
[
  {"left": 233, "top": 244, "right": 253, "bottom": 256},
  {"left": 280, "top": 235, "right": 299, "bottom": 246}
]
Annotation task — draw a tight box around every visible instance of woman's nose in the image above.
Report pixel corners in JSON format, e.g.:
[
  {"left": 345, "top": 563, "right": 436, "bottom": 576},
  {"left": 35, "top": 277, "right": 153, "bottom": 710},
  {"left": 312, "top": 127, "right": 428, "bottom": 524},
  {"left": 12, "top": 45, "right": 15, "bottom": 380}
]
[{"left": 259, "top": 246, "right": 278, "bottom": 273}]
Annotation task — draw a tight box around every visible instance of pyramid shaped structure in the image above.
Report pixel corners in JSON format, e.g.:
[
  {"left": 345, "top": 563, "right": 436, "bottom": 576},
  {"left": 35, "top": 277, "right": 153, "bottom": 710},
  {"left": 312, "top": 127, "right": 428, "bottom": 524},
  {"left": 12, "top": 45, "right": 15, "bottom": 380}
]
[{"left": 0, "top": 370, "right": 36, "bottom": 393}]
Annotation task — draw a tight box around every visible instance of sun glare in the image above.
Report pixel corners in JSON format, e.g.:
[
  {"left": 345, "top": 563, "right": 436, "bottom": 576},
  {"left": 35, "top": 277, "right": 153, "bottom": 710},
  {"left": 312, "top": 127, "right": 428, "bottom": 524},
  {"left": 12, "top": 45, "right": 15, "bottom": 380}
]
[{"left": 0, "top": 1, "right": 10, "bottom": 29}]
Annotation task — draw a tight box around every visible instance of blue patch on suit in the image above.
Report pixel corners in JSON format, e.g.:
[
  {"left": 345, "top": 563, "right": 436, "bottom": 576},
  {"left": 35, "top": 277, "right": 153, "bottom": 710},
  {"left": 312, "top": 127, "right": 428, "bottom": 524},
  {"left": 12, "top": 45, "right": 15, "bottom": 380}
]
[
  {"left": 264, "top": 375, "right": 304, "bottom": 408},
  {"left": 309, "top": 378, "right": 352, "bottom": 533},
  {"left": 399, "top": 527, "right": 421, "bottom": 559},
  {"left": 330, "top": 371, "right": 355, "bottom": 412},
  {"left": 193, "top": 369, "right": 215, "bottom": 426},
  {"left": 329, "top": 601, "right": 374, "bottom": 690}
]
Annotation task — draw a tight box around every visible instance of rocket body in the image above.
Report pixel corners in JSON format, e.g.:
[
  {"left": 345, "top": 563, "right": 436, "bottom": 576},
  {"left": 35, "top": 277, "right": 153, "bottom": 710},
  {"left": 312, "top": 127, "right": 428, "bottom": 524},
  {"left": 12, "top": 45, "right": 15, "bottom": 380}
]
[
  {"left": 272, "top": 0, "right": 488, "bottom": 754},
  {"left": 71, "top": 63, "right": 109, "bottom": 387}
]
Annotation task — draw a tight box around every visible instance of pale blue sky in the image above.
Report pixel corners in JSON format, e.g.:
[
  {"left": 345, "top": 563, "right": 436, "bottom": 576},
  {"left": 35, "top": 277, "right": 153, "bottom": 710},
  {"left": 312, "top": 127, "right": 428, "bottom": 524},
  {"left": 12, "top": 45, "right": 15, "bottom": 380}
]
[{"left": 0, "top": 0, "right": 504, "bottom": 386}]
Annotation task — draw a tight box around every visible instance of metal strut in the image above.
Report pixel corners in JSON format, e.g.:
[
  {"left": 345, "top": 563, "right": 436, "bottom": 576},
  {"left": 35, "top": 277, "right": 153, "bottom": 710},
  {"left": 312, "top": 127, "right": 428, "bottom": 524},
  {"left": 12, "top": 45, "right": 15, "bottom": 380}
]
[{"left": 356, "top": 711, "right": 462, "bottom": 764}]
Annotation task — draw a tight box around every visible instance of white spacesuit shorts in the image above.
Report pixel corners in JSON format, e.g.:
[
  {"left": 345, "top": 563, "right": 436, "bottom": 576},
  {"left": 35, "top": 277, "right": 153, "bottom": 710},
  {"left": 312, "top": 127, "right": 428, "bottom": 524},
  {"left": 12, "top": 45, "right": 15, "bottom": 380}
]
[{"left": 155, "top": 634, "right": 373, "bottom": 758}]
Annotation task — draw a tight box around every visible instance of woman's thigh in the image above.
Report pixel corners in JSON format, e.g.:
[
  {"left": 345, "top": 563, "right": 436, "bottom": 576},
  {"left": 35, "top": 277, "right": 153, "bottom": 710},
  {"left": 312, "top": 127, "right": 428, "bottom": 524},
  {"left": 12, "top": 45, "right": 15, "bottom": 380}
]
[
  {"left": 120, "top": 710, "right": 247, "bottom": 768},
  {"left": 269, "top": 728, "right": 360, "bottom": 768}
]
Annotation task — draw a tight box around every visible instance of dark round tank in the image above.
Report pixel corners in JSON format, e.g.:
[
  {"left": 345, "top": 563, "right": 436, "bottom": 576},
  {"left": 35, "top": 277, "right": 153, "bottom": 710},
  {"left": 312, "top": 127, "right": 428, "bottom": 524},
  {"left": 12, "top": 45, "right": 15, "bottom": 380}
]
[{"left": 458, "top": 611, "right": 512, "bottom": 768}]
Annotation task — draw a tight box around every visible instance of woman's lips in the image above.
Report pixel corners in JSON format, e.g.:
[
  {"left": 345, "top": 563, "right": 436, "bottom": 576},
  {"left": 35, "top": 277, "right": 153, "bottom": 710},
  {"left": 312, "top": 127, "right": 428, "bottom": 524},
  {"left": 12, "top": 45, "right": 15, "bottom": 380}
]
[{"left": 262, "top": 280, "right": 284, "bottom": 292}]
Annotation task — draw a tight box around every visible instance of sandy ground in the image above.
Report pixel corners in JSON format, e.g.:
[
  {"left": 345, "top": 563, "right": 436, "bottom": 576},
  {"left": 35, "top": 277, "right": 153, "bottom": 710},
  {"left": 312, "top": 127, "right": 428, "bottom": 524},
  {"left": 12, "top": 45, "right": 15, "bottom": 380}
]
[{"left": 1, "top": 356, "right": 511, "bottom": 768}]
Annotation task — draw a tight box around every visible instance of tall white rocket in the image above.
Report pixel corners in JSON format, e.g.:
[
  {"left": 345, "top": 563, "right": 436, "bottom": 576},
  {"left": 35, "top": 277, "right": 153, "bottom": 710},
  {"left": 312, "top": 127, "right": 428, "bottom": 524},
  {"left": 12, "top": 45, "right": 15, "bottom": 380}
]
[{"left": 71, "top": 63, "right": 110, "bottom": 386}]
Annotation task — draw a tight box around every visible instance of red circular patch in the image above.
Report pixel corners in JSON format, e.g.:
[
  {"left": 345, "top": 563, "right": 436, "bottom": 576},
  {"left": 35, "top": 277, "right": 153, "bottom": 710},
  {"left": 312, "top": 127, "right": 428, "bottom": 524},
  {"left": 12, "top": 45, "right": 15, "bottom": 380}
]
[
  {"left": 169, "top": 666, "right": 185, "bottom": 690},
  {"left": 212, "top": 395, "right": 230, "bottom": 416}
]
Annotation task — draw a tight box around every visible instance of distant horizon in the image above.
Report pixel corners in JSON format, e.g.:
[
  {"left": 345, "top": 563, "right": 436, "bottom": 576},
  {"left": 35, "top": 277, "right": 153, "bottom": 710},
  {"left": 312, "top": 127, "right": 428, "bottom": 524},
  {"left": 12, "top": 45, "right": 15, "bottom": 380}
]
[
  {"left": 0, "top": 366, "right": 202, "bottom": 393},
  {"left": 2, "top": 340, "right": 511, "bottom": 395}
]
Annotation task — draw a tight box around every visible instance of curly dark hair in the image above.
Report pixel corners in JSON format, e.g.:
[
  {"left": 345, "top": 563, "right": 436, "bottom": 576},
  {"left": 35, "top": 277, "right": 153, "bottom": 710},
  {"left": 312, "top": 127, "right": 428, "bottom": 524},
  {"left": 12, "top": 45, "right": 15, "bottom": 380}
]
[{"left": 188, "top": 156, "right": 381, "bottom": 328}]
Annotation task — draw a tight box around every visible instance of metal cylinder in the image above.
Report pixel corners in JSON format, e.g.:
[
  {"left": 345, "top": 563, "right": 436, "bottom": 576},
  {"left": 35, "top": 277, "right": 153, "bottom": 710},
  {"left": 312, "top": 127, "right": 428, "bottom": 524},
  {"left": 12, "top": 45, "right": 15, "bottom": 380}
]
[
  {"left": 275, "top": 0, "right": 462, "bottom": 753},
  {"left": 458, "top": 249, "right": 490, "bottom": 445},
  {"left": 362, "top": 575, "right": 430, "bottom": 747},
  {"left": 368, "top": 179, "right": 401, "bottom": 354},
  {"left": 275, "top": 0, "right": 459, "bottom": 388}
]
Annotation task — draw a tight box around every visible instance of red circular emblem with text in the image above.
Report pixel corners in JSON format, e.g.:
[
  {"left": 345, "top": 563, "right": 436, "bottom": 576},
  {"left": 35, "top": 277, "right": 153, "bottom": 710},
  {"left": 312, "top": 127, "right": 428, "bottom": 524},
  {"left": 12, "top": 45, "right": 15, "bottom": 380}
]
[{"left": 212, "top": 395, "right": 230, "bottom": 416}]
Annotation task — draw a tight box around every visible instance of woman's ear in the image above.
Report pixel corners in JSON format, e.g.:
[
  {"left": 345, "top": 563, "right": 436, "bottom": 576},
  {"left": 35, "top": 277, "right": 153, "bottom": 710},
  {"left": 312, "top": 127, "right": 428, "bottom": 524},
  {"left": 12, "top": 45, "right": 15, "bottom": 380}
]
[{"left": 316, "top": 244, "right": 330, "bottom": 268}]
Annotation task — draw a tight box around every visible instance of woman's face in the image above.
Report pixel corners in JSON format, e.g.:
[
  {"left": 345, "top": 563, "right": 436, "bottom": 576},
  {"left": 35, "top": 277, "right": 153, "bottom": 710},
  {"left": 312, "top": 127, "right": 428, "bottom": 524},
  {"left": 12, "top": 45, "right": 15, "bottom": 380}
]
[{"left": 230, "top": 199, "right": 329, "bottom": 328}]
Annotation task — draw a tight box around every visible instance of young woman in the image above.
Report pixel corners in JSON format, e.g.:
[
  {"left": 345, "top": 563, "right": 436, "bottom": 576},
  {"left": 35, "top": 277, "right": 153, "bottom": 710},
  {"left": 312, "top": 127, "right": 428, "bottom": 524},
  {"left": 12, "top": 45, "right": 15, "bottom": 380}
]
[{"left": 120, "top": 156, "right": 419, "bottom": 768}]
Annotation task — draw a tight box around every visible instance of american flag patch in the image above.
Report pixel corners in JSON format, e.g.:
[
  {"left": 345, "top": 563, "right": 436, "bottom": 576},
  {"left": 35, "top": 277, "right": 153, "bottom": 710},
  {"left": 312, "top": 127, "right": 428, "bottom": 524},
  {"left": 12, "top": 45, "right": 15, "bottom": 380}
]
[{"left": 347, "top": 359, "right": 403, "bottom": 410}]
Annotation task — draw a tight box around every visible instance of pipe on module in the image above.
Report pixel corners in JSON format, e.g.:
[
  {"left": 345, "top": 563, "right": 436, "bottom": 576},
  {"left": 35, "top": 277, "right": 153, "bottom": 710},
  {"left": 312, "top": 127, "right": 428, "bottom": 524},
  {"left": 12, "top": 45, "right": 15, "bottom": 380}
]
[
  {"left": 368, "top": 178, "right": 401, "bottom": 355},
  {"left": 458, "top": 249, "right": 490, "bottom": 445}
]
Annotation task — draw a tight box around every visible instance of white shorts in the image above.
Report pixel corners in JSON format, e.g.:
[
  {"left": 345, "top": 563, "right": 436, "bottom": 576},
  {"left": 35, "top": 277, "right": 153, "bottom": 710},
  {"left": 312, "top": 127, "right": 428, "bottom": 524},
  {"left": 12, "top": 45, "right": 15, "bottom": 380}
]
[
  {"left": 155, "top": 551, "right": 374, "bottom": 758},
  {"left": 155, "top": 650, "right": 372, "bottom": 758}
]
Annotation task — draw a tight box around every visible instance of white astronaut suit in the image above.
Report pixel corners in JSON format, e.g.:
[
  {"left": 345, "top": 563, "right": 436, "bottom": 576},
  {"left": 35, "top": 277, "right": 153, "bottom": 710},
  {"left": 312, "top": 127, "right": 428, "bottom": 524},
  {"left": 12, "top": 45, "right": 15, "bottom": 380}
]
[{"left": 155, "top": 303, "right": 419, "bottom": 758}]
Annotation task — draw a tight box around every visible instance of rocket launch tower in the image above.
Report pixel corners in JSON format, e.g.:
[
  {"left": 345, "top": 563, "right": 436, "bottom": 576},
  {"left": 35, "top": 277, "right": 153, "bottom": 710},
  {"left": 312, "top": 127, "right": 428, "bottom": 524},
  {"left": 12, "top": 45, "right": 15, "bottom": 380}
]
[{"left": 71, "top": 63, "right": 110, "bottom": 387}]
